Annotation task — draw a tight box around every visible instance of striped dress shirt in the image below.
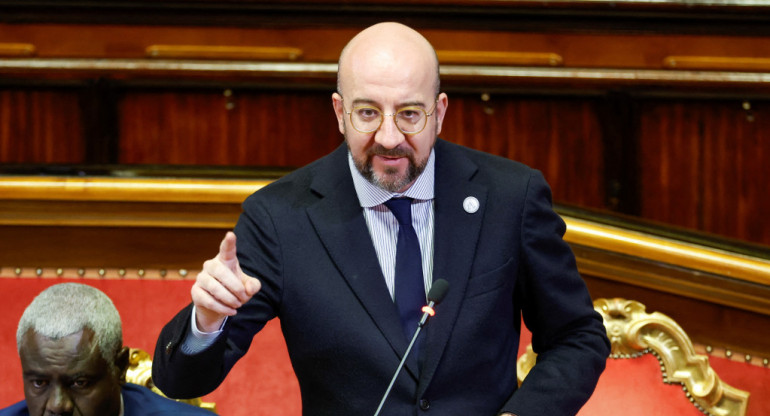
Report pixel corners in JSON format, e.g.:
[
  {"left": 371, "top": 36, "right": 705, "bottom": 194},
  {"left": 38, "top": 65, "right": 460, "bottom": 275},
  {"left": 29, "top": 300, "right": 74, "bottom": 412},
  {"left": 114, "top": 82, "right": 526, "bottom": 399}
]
[{"left": 347, "top": 150, "right": 436, "bottom": 300}]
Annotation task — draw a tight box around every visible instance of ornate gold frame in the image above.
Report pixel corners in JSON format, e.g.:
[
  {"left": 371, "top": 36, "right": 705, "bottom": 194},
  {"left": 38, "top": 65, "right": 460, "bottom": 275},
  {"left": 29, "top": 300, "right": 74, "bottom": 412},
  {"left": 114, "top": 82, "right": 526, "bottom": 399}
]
[
  {"left": 516, "top": 298, "right": 750, "bottom": 416},
  {"left": 126, "top": 348, "right": 217, "bottom": 413}
]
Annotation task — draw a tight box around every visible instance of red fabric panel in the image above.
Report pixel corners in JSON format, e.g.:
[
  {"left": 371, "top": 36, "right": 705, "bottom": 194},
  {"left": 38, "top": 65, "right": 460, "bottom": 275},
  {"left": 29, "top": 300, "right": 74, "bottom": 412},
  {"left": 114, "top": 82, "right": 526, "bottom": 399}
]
[
  {"left": 578, "top": 354, "right": 704, "bottom": 415},
  {"left": 708, "top": 355, "right": 770, "bottom": 416}
]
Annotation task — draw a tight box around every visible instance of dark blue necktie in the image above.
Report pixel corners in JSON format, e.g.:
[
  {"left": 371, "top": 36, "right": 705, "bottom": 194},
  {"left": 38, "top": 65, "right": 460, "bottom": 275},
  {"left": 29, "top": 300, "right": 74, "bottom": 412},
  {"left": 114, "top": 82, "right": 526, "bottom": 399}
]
[{"left": 384, "top": 198, "right": 426, "bottom": 341}]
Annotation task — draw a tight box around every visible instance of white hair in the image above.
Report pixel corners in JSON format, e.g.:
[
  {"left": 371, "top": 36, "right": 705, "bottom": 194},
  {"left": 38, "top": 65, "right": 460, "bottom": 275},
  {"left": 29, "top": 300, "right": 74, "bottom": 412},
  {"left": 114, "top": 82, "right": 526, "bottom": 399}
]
[{"left": 17, "top": 283, "right": 123, "bottom": 368}]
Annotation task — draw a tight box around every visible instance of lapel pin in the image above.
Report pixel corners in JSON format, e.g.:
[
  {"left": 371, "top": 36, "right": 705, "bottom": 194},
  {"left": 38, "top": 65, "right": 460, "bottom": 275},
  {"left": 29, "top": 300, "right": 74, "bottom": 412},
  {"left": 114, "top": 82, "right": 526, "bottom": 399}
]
[{"left": 463, "top": 196, "right": 480, "bottom": 214}]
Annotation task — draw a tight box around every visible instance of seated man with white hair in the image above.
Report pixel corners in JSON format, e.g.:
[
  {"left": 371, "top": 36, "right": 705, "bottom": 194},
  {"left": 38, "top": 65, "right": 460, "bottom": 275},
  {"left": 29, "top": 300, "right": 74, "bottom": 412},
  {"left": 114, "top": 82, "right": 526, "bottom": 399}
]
[{"left": 0, "top": 283, "right": 215, "bottom": 416}]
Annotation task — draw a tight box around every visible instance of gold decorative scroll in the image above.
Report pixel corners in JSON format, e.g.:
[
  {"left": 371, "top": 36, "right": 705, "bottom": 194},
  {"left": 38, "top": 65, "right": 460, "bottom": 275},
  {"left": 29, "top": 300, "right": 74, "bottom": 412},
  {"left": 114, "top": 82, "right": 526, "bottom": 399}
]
[
  {"left": 664, "top": 56, "right": 770, "bottom": 72},
  {"left": 437, "top": 50, "right": 563, "bottom": 66},
  {"left": 0, "top": 43, "right": 36, "bottom": 57},
  {"left": 595, "top": 298, "right": 749, "bottom": 416},
  {"left": 146, "top": 44, "right": 303, "bottom": 61},
  {"left": 517, "top": 298, "right": 750, "bottom": 416},
  {"left": 127, "top": 348, "right": 217, "bottom": 413}
]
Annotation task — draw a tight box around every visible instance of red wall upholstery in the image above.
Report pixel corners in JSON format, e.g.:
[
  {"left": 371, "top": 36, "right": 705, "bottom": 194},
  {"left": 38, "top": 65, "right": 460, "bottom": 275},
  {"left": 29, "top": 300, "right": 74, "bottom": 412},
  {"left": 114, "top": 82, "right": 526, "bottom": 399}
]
[
  {"left": 579, "top": 354, "right": 705, "bottom": 415},
  {"left": 2, "top": 277, "right": 768, "bottom": 415}
]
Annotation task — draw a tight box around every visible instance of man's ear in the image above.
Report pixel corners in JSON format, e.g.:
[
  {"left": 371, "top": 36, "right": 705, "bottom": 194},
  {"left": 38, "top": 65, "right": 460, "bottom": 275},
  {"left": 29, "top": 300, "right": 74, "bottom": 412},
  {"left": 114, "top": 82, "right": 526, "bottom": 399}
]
[
  {"left": 332, "top": 92, "right": 346, "bottom": 135},
  {"left": 434, "top": 92, "right": 448, "bottom": 136},
  {"left": 115, "top": 346, "right": 130, "bottom": 384}
]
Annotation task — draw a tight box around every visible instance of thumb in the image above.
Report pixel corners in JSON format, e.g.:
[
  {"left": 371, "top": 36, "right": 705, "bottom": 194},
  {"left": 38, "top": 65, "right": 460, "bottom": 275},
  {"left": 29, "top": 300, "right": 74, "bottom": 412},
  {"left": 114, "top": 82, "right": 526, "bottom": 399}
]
[{"left": 242, "top": 273, "right": 261, "bottom": 297}]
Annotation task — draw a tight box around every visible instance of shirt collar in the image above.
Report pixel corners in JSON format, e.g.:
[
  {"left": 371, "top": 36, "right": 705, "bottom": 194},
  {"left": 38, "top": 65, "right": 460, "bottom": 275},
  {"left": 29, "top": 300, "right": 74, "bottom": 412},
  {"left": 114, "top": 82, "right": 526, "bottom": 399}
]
[{"left": 348, "top": 148, "right": 435, "bottom": 208}]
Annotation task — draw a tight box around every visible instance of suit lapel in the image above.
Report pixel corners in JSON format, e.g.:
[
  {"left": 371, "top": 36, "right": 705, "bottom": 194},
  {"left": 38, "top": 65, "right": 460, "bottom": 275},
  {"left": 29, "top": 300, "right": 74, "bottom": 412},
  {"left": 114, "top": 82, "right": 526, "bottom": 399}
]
[
  {"left": 305, "top": 145, "right": 412, "bottom": 371},
  {"left": 418, "top": 139, "right": 487, "bottom": 393}
]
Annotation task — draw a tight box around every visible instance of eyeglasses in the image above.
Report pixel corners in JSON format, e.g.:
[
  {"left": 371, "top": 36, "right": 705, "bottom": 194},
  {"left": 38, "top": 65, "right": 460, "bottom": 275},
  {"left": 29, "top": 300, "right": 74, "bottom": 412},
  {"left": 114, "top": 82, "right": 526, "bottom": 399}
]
[{"left": 341, "top": 97, "right": 439, "bottom": 135}]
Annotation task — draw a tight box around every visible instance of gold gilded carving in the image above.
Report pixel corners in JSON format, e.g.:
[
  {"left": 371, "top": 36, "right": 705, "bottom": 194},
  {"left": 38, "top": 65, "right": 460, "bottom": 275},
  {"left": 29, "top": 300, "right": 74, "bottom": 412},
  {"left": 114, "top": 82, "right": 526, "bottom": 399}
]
[
  {"left": 126, "top": 348, "right": 217, "bottom": 413},
  {"left": 515, "top": 344, "right": 536, "bottom": 384},
  {"left": 437, "top": 50, "right": 563, "bottom": 66},
  {"left": 0, "top": 43, "right": 36, "bottom": 57},
  {"left": 146, "top": 45, "right": 303, "bottom": 61},
  {"left": 664, "top": 56, "right": 770, "bottom": 72},
  {"left": 517, "top": 298, "right": 750, "bottom": 416}
]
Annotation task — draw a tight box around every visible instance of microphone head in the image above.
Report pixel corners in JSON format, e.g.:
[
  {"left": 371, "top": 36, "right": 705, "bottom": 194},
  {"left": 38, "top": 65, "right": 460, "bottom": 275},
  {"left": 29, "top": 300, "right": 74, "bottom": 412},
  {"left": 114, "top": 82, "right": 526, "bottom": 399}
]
[{"left": 427, "top": 279, "right": 449, "bottom": 305}]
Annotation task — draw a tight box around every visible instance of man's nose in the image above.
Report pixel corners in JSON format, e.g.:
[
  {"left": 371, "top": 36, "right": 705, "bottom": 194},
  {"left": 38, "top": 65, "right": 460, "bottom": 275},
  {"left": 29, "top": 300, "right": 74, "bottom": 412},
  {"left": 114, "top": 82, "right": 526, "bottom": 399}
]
[
  {"left": 45, "top": 385, "right": 74, "bottom": 415},
  {"left": 374, "top": 114, "right": 405, "bottom": 149}
]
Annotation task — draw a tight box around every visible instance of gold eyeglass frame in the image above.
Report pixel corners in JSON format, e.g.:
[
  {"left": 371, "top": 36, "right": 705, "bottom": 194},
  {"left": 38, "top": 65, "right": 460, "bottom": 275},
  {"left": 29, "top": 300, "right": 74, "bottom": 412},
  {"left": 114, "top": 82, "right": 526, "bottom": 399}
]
[{"left": 341, "top": 97, "right": 439, "bottom": 135}]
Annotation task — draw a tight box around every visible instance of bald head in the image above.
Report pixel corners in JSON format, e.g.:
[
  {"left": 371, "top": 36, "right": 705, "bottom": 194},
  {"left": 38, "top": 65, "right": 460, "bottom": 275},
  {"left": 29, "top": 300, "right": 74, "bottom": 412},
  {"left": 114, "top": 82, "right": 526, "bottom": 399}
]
[
  {"left": 332, "top": 22, "right": 448, "bottom": 193},
  {"left": 337, "top": 22, "right": 440, "bottom": 98}
]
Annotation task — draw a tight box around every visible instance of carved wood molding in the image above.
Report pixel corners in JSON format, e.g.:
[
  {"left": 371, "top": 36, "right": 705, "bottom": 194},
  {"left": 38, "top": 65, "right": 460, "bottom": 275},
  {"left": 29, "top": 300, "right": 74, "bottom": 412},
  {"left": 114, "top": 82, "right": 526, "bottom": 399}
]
[
  {"left": 3, "top": 58, "right": 770, "bottom": 92},
  {"left": 0, "top": 176, "right": 267, "bottom": 203},
  {"left": 564, "top": 217, "right": 770, "bottom": 288},
  {"left": 1, "top": 175, "right": 768, "bottom": 289}
]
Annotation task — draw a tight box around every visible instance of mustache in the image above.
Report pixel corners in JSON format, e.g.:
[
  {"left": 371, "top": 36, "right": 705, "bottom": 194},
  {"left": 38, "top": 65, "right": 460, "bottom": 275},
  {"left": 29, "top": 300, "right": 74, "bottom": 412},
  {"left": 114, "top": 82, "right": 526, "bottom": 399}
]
[{"left": 366, "top": 145, "right": 413, "bottom": 158}]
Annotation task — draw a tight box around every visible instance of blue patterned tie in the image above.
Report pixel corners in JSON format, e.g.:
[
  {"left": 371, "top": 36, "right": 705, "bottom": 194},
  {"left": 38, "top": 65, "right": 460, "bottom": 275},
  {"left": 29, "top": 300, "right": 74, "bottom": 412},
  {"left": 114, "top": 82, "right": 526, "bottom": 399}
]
[{"left": 384, "top": 198, "right": 426, "bottom": 341}]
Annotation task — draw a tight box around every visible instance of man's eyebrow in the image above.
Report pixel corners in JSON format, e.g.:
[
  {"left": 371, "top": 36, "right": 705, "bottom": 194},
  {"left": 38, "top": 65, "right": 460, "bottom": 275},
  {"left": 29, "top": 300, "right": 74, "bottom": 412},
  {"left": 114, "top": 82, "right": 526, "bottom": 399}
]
[
  {"left": 350, "top": 98, "right": 428, "bottom": 108},
  {"left": 350, "top": 98, "right": 379, "bottom": 107},
  {"left": 398, "top": 100, "right": 428, "bottom": 108}
]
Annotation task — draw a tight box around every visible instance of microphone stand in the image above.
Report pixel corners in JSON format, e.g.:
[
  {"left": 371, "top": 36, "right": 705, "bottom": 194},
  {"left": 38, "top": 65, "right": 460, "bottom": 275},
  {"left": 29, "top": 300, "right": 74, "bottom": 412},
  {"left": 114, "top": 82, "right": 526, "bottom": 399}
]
[
  {"left": 372, "top": 279, "right": 448, "bottom": 416},
  {"left": 372, "top": 304, "right": 433, "bottom": 416}
]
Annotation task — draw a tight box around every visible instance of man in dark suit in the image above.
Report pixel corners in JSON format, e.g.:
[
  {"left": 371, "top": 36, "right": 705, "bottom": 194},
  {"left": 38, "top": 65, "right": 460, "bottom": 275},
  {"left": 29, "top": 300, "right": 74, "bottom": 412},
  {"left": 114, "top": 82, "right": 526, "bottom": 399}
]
[
  {"left": 153, "top": 22, "right": 610, "bottom": 416},
  {"left": 1, "top": 283, "right": 214, "bottom": 416}
]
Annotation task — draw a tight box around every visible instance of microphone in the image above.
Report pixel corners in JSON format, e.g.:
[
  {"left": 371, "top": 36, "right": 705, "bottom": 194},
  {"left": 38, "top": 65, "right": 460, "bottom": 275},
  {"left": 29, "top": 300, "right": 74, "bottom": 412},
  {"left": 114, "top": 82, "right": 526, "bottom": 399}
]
[{"left": 373, "top": 279, "right": 449, "bottom": 416}]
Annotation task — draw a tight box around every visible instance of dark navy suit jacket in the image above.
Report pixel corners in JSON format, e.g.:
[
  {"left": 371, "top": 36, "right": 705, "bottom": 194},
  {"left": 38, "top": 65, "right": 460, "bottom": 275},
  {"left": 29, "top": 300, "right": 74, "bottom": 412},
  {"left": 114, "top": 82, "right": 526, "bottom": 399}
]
[
  {"left": 153, "top": 139, "right": 610, "bottom": 416},
  {"left": 0, "top": 383, "right": 214, "bottom": 416}
]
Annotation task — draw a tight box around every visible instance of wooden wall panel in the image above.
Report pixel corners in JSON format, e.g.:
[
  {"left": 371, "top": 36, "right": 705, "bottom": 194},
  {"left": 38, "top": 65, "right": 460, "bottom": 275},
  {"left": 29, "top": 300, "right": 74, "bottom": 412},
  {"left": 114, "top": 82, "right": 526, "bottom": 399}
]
[
  {"left": 1, "top": 1, "right": 770, "bottom": 248},
  {"left": 116, "top": 90, "right": 607, "bottom": 209},
  {"left": 117, "top": 90, "right": 342, "bottom": 168},
  {"left": 441, "top": 94, "right": 606, "bottom": 209},
  {"left": 702, "top": 101, "right": 770, "bottom": 245},
  {"left": 0, "top": 89, "right": 84, "bottom": 163},
  {"left": 638, "top": 100, "right": 770, "bottom": 245}
]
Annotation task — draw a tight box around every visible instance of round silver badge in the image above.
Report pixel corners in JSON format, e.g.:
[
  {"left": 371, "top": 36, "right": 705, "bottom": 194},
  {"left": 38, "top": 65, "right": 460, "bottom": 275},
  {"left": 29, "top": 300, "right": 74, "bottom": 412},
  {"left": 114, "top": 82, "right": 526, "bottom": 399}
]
[{"left": 463, "top": 196, "right": 480, "bottom": 214}]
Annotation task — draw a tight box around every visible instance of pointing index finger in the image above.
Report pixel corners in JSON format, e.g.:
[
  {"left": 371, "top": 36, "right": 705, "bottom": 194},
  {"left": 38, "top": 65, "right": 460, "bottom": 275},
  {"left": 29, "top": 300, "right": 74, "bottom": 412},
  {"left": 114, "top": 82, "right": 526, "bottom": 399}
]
[{"left": 218, "top": 231, "right": 238, "bottom": 264}]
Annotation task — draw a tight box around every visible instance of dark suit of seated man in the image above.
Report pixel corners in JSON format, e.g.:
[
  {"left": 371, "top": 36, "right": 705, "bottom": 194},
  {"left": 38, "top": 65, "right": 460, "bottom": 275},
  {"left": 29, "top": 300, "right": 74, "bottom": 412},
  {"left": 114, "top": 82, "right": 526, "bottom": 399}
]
[{"left": 0, "top": 283, "right": 215, "bottom": 416}]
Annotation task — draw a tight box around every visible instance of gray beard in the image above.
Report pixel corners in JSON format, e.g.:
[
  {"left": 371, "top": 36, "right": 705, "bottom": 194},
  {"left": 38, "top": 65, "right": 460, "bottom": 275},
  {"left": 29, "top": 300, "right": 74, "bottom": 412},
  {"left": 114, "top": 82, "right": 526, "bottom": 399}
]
[
  {"left": 343, "top": 120, "right": 436, "bottom": 193},
  {"left": 364, "top": 158, "right": 421, "bottom": 193},
  {"left": 348, "top": 141, "right": 430, "bottom": 193}
]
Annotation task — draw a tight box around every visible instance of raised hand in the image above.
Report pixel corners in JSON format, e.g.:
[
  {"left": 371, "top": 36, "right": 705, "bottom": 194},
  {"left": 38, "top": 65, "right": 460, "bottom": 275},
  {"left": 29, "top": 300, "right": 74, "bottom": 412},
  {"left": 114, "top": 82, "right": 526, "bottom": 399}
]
[{"left": 191, "top": 231, "right": 261, "bottom": 332}]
